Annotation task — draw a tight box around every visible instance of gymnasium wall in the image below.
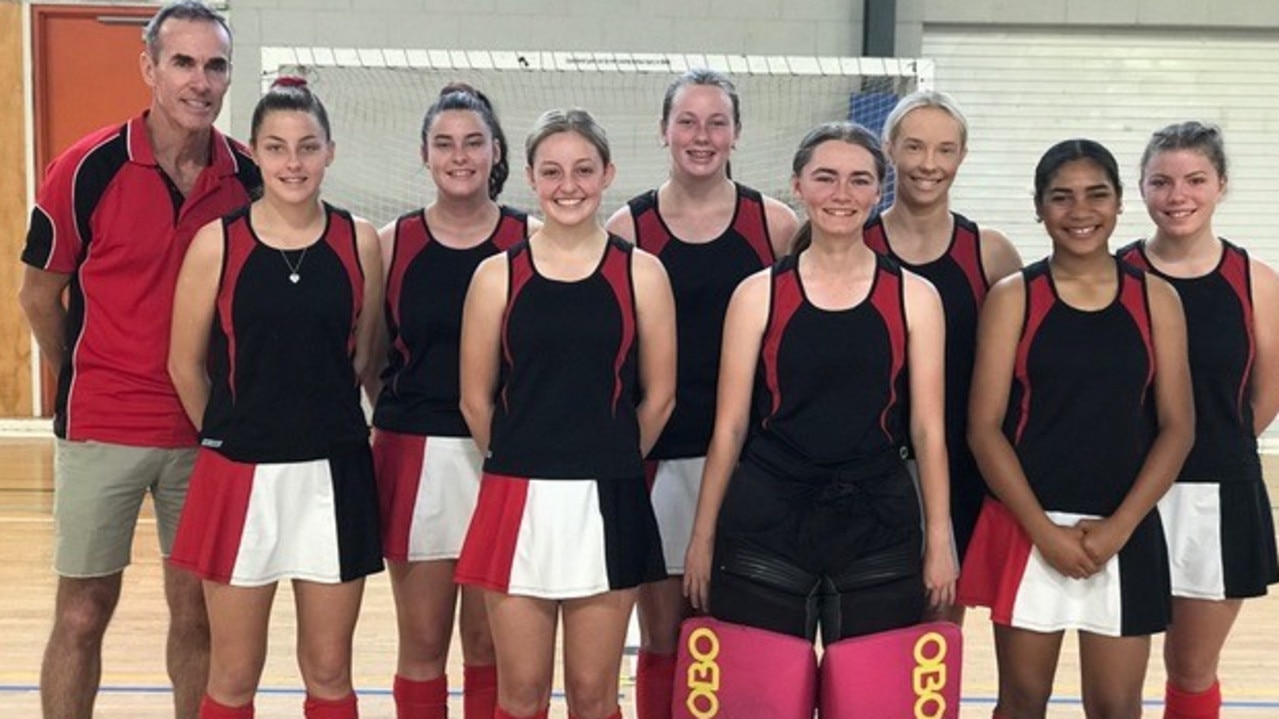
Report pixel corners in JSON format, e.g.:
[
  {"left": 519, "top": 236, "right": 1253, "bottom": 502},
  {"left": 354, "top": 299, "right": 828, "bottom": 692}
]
[{"left": 226, "top": 0, "right": 866, "bottom": 134}]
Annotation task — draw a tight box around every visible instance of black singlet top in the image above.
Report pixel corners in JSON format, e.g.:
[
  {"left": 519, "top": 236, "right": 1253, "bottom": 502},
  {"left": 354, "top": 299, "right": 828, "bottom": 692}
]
[
  {"left": 1005, "top": 259, "right": 1157, "bottom": 514},
  {"left": 201, "top": 203, "right": 368, "bottom": 463},
  {"left": 373, "top": 206, "right": 529, "bottom": 436},
  {"left": 864, "top": 213, "right": 987, "bottom": 470},
  {"left": 484, "top": 236, "right": 644, "bottom": 480},
  {"left": 748, "top": 252, "right": 909, "bottom": 468},
  {"left": 1118, "top": 239, "right": 1261, "bottom": 484},
  {"left": 629, "top": 183, "right": 775, "bottom": 459}
]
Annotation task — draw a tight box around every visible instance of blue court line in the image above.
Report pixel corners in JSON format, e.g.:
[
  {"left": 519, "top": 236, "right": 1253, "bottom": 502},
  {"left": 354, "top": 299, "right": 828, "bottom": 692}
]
[
  {"left": 2, "top": 684, "right": 1278, "bottom": 709},
  {"left": 961, "top": 695, "right": 1279, "bottom": 709},
  {"left": 0, "top": 684, "right": 569, "bottom": 699}
]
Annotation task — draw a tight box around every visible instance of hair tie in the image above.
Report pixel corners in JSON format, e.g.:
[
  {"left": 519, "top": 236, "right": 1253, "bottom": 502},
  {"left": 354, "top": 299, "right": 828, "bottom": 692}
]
[{"left": 272, "top": 75, "right": 308, "bottom": 90}]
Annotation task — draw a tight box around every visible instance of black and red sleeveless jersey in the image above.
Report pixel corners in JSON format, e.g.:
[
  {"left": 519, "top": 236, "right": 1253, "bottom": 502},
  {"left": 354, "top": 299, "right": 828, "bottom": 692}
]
[
  {"left": 629, "top": 182, "right": 775, "bottom": 459},
  {"left": 373, "top": 206, "right": 529, "bottom": 436},
  {"left": 484, "top": 236, "right": 644, "bottom": 480},
  {"left": 749, "top": 252, "right": 909, "bottom": 466},
  {"left": 1118, "top": 239, "right": 1261, "bottom": 484},
  {"left": 1005, "top": 259, "right": 1157, "bottom": 514},
  {"left": 863, "top": 213, "right": 986, "bottom": 465},
  {"left": 200, "top": 203, "right": 369, "bottom": 463}
]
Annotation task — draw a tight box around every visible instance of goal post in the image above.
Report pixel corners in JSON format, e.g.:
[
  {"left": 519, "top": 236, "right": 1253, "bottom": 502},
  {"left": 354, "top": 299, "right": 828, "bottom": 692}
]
[{"left": 260, "top": 48, "right": 933, "bottom": 226}]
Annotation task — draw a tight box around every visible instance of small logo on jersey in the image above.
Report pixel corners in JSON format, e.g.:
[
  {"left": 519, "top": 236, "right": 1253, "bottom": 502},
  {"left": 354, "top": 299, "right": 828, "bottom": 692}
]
[{"left": 201, "top": 438, "right": 224, "bottom": 448}]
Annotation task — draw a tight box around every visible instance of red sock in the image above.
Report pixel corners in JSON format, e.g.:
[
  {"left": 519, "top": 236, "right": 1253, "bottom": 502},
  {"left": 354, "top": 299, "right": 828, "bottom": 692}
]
[
  {"left": 569, "top": 711, "right": 622, "bottom": 719},
  {"left": 463, "top": 665, "right": 498, "bottom": 719},
  {"left": 199, "top": 695, "right": 254, "bottom": 719},
  {"left": 635, "top": 651, "right": 676, "bottom": 719},
  {"left": 394, "top": 675, "right": 449, "bottom": 719},
  {"left": 493, "top": 707, "right": 548, "bottom": 719},
  {"left": 1165, "top": 681, "right": 1221, "bottom": 719},
  {"left": 304, "top": 693, "right": 359, "bottom": 719}
]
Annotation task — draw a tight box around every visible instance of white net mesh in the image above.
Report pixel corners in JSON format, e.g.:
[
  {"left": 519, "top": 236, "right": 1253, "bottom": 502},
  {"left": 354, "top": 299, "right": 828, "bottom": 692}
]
[{"left": 262, "top": 50, "right": 929, "bottom": 226}]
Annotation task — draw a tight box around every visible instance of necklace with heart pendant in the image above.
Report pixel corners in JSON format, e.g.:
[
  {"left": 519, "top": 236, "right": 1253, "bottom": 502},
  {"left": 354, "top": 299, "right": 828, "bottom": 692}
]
[{"left": 279, "top": 246, "right": 308, "bottom": 284}]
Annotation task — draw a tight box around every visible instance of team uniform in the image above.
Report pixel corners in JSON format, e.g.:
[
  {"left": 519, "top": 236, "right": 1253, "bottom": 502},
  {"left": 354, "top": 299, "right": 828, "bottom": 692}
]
[
  {"left": 710, "top": 252, "right": 924, "bottom": 644},
  {"left": 23, "top": 113, "right": 260, "bottom": 446},
  {"left": 863, "top": 212, "right": 989, "bottom": 559},
  {"left": 22, "top": 112, "right": 259, "bottom": 576},
  {"left": 959, "top": 259, "right": 1170, "bottom": 637},
  {"left": 1118, "top": 240, "right": 1279, "bottom": 599},
  {"left": 454, "top": 236, "right": 665, "bottom": 599},
  {"left": 627, "top": 183, "right": 777, "bottom": 573},
  {"left": 372, "top": 207, "right": 529, "bottom": 562},
  {"left": 169, "top": 204, "right": 382, "bottom": 587}
]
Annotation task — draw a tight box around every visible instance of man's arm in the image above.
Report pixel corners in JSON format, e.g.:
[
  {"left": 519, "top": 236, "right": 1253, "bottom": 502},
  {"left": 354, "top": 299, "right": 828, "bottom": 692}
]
[{"left": 18, "top": 266, "right": 72, "bottom": 372}]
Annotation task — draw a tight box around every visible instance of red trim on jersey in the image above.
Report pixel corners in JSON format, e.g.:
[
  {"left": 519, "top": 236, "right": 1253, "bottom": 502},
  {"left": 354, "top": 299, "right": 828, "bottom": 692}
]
[
  {"left": 323, "top": 210, "right": 365, "bottom": 357},
  {"left": 952, "top": 222, "right": 988, "bottom": 304},
  {"left": 600, "top": 243, "right": 637, "bottom": 414},
  {"left": 634, "top": 202, "right": 672, "bottom": 258},
  {"left": 219, "top": 216, "right": 256, "bottom": 402},
  {"left": 869, "top": 264, "right": 907, "bottom": 439},
  {"left": 1219, "top": 248, "right": 1255, "bottom": 423},
  {"left": 169, "top": 449, "right": 256, "bottom": 582},
  {"left": 1118, "top": 271, "right": 1155, "bottom": 394},
  {"left": 1117, "top": 245, "right": 1149, "bottom": 271},
  {"left": 455, "top": 473, "right": 530, "bottom": 593},
  {"left": 1014, "top": 275, "right": 1056, "bottom": 445},
  {"left": 387, "top": 212, "right": 432, "bottom": 367},
  {"left": 501, "top": 247, "right": 536, "bottom": 412},
  {"left": 734, "top": 193, "right": 775, "bottom": 266},
  {"left": 862, "top": 217, "right": 889, "bottom": 255},
  {"left": 373, "top": 430, "right": 426, "bottom": 561},
  {"left": 761, "top": 268, "right": 805, "bottom": 425},
  {"left": 492, "top": 209, "right": 528, "bottom": 251}
]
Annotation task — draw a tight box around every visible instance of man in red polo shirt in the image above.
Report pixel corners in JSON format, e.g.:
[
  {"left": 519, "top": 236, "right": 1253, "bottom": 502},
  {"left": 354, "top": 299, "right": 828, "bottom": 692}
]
[{"left": 18, "top": 2, "right": 260, "bottom": 717}]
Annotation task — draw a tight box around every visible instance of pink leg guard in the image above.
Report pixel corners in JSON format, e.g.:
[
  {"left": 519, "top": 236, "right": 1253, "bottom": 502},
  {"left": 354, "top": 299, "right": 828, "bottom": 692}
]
[
  {"left": 671, "top": 617, "right": 817, "bottom": 719},
  {"left": 304, "top": 692, "right": 359, "bottom": 719},
  {"left": 819, "top": 621, "right": 962, "bottom": 719},
  {"left": 1165, "top": 681, "right": 1221, "bottom": 719},
  {"left": 200, "top": 695, "right": 255, "bottom": 719},
  {"left": 393, "top": 675, "right": 449, "bottom": 719},
  {"left": 463, "top": 665, "right": 497, "bottom": 719},
  {"left": 635, "top": 650, "right": 676, "bottom": 719}
]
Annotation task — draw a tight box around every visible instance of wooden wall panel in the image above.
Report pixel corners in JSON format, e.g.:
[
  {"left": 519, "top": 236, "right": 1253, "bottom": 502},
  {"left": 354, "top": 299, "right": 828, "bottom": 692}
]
[{"left": 0, "top": 3, "right": 32, "bottom": 417}]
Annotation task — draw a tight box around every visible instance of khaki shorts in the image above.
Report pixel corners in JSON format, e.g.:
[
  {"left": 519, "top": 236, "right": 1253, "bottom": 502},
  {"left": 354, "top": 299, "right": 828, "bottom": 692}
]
[{"left": 54, "top": 440, "right": 197, "bottom": 577}]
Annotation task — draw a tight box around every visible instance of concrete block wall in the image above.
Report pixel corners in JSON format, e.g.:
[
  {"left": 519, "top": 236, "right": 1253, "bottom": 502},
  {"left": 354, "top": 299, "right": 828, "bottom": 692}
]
[
  {"left": 919, "top": 0, "right": 1279, "bottom": 32},
  {"left": 227, "top": 0, "right": 864, "bottom": 133}
]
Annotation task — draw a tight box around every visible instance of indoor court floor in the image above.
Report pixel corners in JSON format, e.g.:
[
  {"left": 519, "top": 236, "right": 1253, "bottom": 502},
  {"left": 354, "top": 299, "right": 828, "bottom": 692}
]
[{"left": 1, "top": 438, "right": 1276, "bottom": 718}]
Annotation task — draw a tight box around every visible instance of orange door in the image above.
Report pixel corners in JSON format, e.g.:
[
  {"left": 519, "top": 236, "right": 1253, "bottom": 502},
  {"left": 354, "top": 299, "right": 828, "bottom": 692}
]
[{"left": 31, "top": 5, "right": 155, "bottom": 415}]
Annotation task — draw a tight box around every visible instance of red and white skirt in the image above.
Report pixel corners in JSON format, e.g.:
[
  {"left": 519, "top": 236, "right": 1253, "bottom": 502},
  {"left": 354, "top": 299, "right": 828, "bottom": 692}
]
[
  {"left": 455, "top": 473, "right": 666, "bottom": 599},
  {"left": 958, "top": 498, "right": 1169, "bottom": 637},
  {"left": 373, "top": 430, "right": 483, "bottom": 562},
  {"left": 170, "top": 444, "right": 383, "bottom": 587}
]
